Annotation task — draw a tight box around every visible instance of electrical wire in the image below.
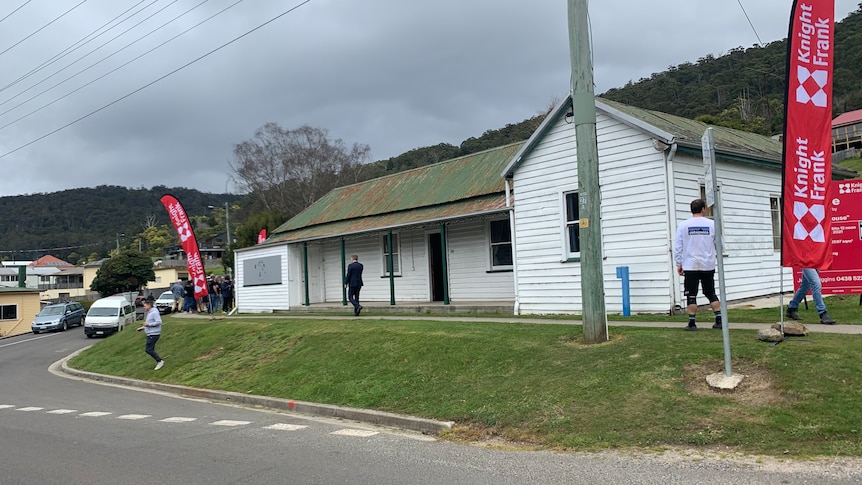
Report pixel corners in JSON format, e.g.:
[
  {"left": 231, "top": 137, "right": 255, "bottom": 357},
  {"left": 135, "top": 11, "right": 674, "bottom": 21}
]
[
  {"left": 737, "top": 0, "right": 763, "bottom": 46},
  {"left": 0, "top": 0, "right": 88, "bottom": 58},
  {"left": 0, "top": 1, "right": 32, "bottom": 25},
  {"left": 0, "top": 0, "right": 157, "bottom": 95},
  {"left": 0, "top": 0, "right": 230, "bottom": 126},
  {"left": 0, "top": 0, "right": 313, "bottom": 159},
  {"left": 0, "top": 0, "right": 206, "bottom": 119}
]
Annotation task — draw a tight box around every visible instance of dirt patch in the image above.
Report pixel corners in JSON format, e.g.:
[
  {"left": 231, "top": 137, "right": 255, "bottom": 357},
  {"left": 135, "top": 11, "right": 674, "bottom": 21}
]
[
  {"left": 683, "top": 361, "right": 787, "bottom": 406},
  {"left": 195, "top": 346, "right": 225, "bottom": 361}
]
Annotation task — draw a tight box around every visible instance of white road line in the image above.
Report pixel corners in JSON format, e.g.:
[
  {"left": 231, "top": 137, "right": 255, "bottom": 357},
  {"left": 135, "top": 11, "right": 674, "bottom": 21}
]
[
  {"left": 210, "top": 420, "right": 251, "bottom": 427},
  {"left": 160, "top": 417, "right": 197, "bottom": 423},
  {"left": 16, "top": 407, "right": 44, "bottom": 412},
  {"left": 79, "top": 412, "right": 112, "bottom": 417},
  {"left": 264, "top": 423, "right": 308, "bottom": 431},
  {"left": 0, "top": 333, "right": 55, "bottom": 348},
  {"left": 117, "top": 414, "right": 151, "bottom": 420},
  {"left": 330, "top": 429, "right": 379, "bottom": 437},
  {"left": 46, "top": 409, "right": 77, "bottom": 414},
  {"left": 0, "top": 405, "right": 16, "bottom": 409}
]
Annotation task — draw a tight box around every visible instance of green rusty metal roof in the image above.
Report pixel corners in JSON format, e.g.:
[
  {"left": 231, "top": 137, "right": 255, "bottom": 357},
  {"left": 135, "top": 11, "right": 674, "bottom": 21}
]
[
  {"left": 269, "top": 142, "right": 524, "bottom": 241},
  {"left": 266, "top": 194, "right": 507, "bottom": 244}
]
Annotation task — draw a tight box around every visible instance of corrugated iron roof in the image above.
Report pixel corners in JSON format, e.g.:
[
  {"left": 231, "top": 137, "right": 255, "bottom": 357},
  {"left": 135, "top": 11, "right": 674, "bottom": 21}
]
[
  {"left": 833, "top": 108, "right": 862, "bottom": 127},
  {"left": 264, "top": 194, "right": 507, "bottom": 244},
  {"left": 271, "top": 142, "right": 523, "bottom": 239}
]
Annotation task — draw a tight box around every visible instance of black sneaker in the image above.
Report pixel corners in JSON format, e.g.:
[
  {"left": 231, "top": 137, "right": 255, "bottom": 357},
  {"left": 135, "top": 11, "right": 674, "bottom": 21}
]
[
  {"left": 819, "top": 311, "right": 836, "bottom": 325},
  {"left": 685, "top": 324, "right": 697, "bottom": 331},
  {"left": 712, "top": 322, "right": 722, "bottom": 329}
]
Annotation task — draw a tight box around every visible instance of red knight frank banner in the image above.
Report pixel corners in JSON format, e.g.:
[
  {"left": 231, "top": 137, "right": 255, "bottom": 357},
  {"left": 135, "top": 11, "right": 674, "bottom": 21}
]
[
  {"left": 781, "top": 0, "right": 835, "bottom": 269},
  {"left": 160, "top": 194, "right": 209, "bottom": 300}
]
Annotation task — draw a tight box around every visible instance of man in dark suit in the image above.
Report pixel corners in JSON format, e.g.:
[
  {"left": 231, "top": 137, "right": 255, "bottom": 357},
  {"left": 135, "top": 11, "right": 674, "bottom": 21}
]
[{"left": 344, "top": 254, "right": 364, "bottom": 316}]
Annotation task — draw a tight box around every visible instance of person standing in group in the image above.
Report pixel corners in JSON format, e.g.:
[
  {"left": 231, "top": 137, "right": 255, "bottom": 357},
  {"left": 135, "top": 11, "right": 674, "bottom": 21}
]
[
  {"left": 786, "top": 268, "right": 836, "bottom": 324},
  {"left": 137, "top": 297, "right": 165, "bottom": 370},
  {"left": 220, "top": 275, "right": 234, "bottom": 313},
  {"left": 344, "top": 254, "right": 364, "bottom": 316},
  {"left": 206, "top": 275, "right": 220, "bottom": 318},
  {"left": 673, "top": 198, "right": 722, "bottom": 331},
  {"left": 183, "top": 279, "right": 195, "bottom": 313},
  {"left": 170, "top": 280, "right": 184, "bottom": 313}
]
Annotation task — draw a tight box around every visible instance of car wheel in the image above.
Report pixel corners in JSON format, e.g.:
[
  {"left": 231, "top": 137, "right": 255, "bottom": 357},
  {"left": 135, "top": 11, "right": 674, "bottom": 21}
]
[
  {"left": 86, "top": 334, "right": 93, "bottom": 339},
  {"left": 32, "top": 330, "right": 38, "bottom": 334},
  {"left": 62, "top": 320, "right": 68, "bottom": 331}
]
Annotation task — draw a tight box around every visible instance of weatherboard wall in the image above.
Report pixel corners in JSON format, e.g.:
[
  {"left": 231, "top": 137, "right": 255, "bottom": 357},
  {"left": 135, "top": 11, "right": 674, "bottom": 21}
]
[{"left": 234, "top": 244, "right": 291, "bottom": 313}]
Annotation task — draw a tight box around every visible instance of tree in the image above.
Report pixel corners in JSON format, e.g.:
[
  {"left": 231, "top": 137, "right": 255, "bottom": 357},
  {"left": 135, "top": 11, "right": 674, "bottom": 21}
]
[
  {"left": 229, "top": 124, "right": 371, "bottom": 219},
  {"left": 90, "top": 250, "right": 155, "bottom": 297}
]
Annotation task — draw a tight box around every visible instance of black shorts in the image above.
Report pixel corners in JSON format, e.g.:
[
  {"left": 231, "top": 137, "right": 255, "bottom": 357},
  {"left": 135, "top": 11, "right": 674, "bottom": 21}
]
[{"left": 683, "top": 270, "right": 718, "bottom": 303}]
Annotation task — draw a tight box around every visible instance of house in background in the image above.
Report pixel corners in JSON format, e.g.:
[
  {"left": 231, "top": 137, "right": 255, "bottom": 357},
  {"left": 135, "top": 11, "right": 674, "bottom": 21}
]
[
  {"left": 832, "top": 108, "right": 862, "bottom": 162},
  {"left": 502, "top": 96, "right": 856, "bottom": 314},
  {"left": 234, "top": 143, "right": 524, "bottom": 313},
  {"left": 0, "top": 287, "right": 41, "bottom": 337}
]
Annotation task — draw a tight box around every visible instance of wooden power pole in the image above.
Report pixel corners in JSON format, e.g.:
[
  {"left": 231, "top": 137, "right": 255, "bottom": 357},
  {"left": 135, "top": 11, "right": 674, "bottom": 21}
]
[{"left": 568, "top": 0, "right": 608, "bottom": 343}]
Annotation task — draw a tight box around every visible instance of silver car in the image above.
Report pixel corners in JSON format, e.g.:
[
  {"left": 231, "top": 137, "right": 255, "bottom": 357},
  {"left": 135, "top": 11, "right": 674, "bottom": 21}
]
[{"left": 32, "top": 302, "right": 85, "bottom": 334}]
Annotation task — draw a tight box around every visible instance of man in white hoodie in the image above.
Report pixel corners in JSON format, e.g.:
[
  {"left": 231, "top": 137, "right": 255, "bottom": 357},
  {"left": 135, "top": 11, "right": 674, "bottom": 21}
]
[{"left": 673, "top": 198, "right": 722, "bottom": 331}]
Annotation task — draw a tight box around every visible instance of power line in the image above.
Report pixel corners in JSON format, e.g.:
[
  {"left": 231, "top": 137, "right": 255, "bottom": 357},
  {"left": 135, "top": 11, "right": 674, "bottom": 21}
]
[
  {"left": 0, "top": 0, "right": 230, "bottom": 128},
  {"left": 0, "top": 0, "right": 157, "bottom": 96},
  {"left": 0, "top": 0, "right": 313, "bottom": 158},
  {"left": 0, "top": 0, "right": 88, "bottom": 58},
  {"left": 0, "top": 1, "right": 32, "bottom": 25},
  {"left": 737, "top": 0, "right": 763, "bottom": 46}
]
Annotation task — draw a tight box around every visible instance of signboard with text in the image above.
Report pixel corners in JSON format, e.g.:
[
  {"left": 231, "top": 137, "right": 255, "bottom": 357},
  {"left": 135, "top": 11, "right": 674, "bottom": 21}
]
[{"left": 794, "top": 179, "right": 862, "bottom": 294}]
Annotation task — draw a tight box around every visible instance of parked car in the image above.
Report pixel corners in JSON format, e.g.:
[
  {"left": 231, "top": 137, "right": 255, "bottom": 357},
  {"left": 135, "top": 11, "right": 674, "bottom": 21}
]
[
  {"left": 154, "top": 291, "right": 174, "bottom": 314},
  {"left": 84, "top": 296, "right": 136, "bottom": 338},
  {"left": 32, "top": 302, "right": 86, "bottom": 334}
]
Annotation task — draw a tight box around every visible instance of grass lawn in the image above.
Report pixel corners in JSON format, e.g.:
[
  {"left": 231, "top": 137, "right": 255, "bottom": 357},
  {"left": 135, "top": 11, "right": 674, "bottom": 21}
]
[{"left": 70, "top": 309, "right": 862, "bottom": 458}]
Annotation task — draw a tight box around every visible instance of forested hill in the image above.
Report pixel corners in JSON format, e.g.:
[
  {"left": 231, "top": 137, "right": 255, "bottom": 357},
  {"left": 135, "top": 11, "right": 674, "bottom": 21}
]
[
  {"left": 0, "top": 186, "right": 240, "bottom": 262},
  {"left": 600, "top": 5, "right": 862, "bottom": 136}
]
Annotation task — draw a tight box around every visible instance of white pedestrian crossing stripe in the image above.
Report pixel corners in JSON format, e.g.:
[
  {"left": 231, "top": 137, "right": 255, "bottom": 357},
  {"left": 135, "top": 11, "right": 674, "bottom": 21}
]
[
  {"left": 79, "top": 412, "right": 112, "bottom": 417},
  {"left": 47, "top": 409, "right": 77, "bottom": 414},
  {"left": 16, "top": 407, "right": 44, "bottom": 412},
  {"left": 0, "top": 405, "right": 15, "bottom": 409},
  {"left": 117, "top": 414, "right": 151, "bottom": 420},
  {"left": 160, "top": 417, "right": 197, "bottom": 423},
  {"left": 331, "top": 429, "right": 379, "bottom": 437},
  {"left": 210, "top": 420, "right": 251, "bottom": 427},
  {"left": 264, "top": 423, "right": 308, "bottom": 431}
]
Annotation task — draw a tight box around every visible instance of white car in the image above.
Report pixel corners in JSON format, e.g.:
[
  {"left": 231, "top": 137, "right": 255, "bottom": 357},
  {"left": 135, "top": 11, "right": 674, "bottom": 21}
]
[{"left": 155, "top": 291, "right": 175, "bottom": 314}]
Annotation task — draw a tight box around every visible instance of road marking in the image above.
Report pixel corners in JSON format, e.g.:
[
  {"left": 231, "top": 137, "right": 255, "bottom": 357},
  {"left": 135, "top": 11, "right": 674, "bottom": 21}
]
[
  {"left": 160, "top": 417, "right": 197, "bottom": 423},
  {"left": 47, "top": 409, "right": 77, "bottom": 414},
  {"left": 117, "top": 414, "right": 151, "bottom": 420},
  {"left": 16, "top": 407, "right": 44, "bottom": 412},
  {"left": 0, "top": 405, "right": 16, "bottom": 409},
  {"left": 264, "top": 423, "right": 308, "bottom": 431},
  {"left": 210, "top": 420, "right": 251, "bottom": 427},
  {"left": 330, "top": 429, "right": 379, "bottom": 437},
  {"left": 79, "top": 412, "right": 112, "bottom": 417},
  {"left": 0, "top": 333, "right": 56, "bottom": 348}
]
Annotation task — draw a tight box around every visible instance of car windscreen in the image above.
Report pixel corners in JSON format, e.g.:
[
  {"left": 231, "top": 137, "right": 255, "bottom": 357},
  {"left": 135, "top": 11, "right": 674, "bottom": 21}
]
[
  {"left": 38, "top": 306, "right": 65, "bottom": 316},
  {"left": 88, "top": 307, "right": 119, "bottom": 317}
]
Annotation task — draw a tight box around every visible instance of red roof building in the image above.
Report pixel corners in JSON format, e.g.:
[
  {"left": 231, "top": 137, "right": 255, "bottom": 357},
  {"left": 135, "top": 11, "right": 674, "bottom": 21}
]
[{"left": 832, "top": 108, "right": 862, "bottom": 153}]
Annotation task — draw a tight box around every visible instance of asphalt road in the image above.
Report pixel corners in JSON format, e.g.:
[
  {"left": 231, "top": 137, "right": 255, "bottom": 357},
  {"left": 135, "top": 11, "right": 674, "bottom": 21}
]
[{"left": 2, "top": 328, "right": 862, "bottom": 484}]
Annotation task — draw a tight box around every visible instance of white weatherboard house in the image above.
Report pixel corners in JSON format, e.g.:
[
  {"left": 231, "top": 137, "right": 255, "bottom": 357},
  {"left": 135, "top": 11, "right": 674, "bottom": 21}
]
[
  {"left": 234, "top": 96, "right": 856, "bottom": 315},
  {"left": 502, "top": 96, "right": 855, "bottom": 314},
  {"left": 234, "top": 143, "right": 523, "bottom": 313}
]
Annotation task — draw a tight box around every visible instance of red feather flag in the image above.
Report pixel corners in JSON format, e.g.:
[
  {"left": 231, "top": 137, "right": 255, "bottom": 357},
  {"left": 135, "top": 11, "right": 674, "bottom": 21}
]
[
  {"left": 257, "top": 228, "right": 267, "bottom": 244},
  {"left": 160, "top": 194, "right": 209, "bottom": 299}
]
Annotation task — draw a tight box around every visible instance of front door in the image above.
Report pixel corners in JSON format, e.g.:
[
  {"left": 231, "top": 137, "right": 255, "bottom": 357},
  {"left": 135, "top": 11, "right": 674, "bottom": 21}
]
[{"left": 428, "top": 233, "right": 444, "bottom": 301}]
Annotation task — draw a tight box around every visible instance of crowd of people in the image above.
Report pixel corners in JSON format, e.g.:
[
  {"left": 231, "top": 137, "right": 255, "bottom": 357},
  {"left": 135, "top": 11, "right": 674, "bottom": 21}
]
[{"left": 170, "top": 275, "right": 234, "bottom": 316}]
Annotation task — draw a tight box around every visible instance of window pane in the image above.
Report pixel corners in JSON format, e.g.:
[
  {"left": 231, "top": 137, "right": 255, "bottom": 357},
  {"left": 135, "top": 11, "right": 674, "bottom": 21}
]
[
  {"left": 568, "top": 224, "right": 579, "bottom": 253},
  {"left": 1, "top": 305, "right": 17, "bottom": 320},
  {"left": 492, "top": 244, "right": 513, "bottom": 266},
  {"left": 490, "top": 220, "right": 510, "bottom": 243},
  {"left": 565, "top": 193, "right": 579, "bottom": 222}
]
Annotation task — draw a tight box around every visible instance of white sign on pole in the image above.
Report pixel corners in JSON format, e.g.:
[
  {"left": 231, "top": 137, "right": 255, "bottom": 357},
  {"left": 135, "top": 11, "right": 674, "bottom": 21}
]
[{"left": 701, "top": 130, "right": 715, "bottom": 208}]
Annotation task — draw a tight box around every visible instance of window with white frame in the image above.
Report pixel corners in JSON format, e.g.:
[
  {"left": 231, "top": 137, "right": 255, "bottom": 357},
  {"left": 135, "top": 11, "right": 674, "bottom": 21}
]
[
  {"left": 563, "top": 191, "right": 581, "bottom": 257},
  {"left": 770, "top": 196, "right": 781, "bottom": 251},
  {"left": 488, "top": 219, "right": 512, "bottom": 269},
  {"left": 0, "top": 304, "right": 18, "bottom": 320},
  {"left": 382, "top": 233, "right": 401, "bottom": 276}
]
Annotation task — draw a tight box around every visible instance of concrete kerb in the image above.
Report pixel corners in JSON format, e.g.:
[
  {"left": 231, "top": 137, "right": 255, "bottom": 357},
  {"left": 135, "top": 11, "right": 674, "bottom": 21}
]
[{"left": 58, "top": 354, "right": 453, "bottom": 436}]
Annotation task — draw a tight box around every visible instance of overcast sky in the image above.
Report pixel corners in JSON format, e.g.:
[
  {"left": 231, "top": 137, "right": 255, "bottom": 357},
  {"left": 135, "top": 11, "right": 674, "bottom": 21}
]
[{"left": 0, "top": 0, "right": 858, "bottom": 197}]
